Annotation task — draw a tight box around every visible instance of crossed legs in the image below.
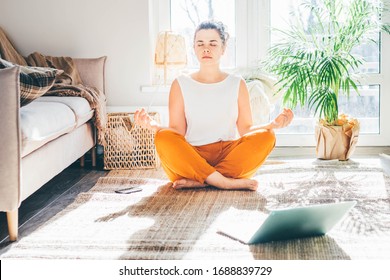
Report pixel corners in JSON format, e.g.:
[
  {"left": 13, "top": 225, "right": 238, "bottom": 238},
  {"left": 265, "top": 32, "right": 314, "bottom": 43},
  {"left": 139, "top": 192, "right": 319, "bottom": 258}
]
[{"left": 154, "top": 129, "right": 275, "bottom": 191}]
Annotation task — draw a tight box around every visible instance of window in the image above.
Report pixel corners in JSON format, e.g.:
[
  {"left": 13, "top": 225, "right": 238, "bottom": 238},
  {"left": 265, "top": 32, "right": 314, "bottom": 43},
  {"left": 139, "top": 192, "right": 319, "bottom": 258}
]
[
  {"left": 152, "top": 0, "right": 390, "bottom": 146},
  {"left": 270, "top": 0, "right": 381, "bottom": 74},
  {"left": 269, "top": 0, "right": 387, "bottom": 146}
]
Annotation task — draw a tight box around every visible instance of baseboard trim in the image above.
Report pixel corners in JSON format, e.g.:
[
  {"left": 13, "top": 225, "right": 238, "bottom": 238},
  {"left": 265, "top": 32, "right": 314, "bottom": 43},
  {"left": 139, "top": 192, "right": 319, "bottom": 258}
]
[{"left": 270, "top": 146, "right": 390, "bottom": 158}]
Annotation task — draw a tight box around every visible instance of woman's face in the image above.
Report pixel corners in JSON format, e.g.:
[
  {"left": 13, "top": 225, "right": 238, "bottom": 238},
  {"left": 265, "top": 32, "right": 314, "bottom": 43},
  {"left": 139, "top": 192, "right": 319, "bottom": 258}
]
[{"left": 193, "top": 29, "right": 225, "bottom": 65}]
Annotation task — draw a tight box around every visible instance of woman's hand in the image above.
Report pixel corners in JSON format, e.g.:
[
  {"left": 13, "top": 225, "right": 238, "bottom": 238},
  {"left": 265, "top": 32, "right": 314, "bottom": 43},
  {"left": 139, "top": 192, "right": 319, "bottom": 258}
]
[
  {"left": 271, "top": 108, "right": 294, "bottom": 129},
  {"left": 134, "top": 108, "right": 161, "bottom": 132}
]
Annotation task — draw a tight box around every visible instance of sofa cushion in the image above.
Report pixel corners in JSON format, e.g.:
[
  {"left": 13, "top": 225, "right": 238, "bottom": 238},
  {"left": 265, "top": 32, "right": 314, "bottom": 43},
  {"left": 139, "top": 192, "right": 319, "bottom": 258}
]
[
  {"left": 0, "top": 58, "right": 62, "bottom": 106},
  {"left": 35, "top": 96, "right": 94, "bottom": 127},
  {"left": 20, "top": 101, "right": 76, "bottom": 157},
  {"left": 74, "top": 57, "right": 106, "bottom": 93}
]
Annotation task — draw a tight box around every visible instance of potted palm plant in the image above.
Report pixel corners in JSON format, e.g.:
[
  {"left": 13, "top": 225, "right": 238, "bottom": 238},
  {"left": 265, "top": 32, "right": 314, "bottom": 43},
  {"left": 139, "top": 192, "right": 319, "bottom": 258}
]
[{"left": 264, "top": 0, "right": 389, "bottom": 160}]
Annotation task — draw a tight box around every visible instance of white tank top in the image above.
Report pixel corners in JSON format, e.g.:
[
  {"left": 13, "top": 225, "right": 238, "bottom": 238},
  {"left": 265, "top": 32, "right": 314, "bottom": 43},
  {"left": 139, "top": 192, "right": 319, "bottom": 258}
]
[{"left": 177, "top": 74, "right": 241, "bottom": 146}]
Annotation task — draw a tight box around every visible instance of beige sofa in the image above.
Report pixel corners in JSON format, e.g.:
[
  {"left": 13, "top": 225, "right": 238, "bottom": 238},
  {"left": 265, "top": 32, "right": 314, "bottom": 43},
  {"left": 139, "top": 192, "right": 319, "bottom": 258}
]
[{"left": 0, "top": 57, "right": 106, "bottom": 241}]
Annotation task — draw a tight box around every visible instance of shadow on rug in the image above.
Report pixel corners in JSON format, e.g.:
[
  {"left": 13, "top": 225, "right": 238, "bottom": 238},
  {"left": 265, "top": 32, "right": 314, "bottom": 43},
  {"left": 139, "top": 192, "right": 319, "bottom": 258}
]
[{"left": 1, "top": 158, "right": 389, "bottom": 259}]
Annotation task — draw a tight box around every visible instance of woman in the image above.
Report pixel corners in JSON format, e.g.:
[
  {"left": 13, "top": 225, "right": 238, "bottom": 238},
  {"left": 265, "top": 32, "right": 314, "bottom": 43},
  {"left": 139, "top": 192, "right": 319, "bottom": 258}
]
[{"left": 135, "top": 21, "right": 293, "bottom": 191}]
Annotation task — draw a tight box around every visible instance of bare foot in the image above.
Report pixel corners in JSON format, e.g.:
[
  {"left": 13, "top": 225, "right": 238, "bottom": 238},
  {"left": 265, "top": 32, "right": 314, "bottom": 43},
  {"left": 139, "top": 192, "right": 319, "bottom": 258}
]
[
  {"left": 172, "top": 179, "right": 207, "bottom": 189},
  {"left": 205, "top": 171, "right": 258, "bottom": 191},
  {"left": 219, "top": 177, "right": 258, "bottom": 191}
]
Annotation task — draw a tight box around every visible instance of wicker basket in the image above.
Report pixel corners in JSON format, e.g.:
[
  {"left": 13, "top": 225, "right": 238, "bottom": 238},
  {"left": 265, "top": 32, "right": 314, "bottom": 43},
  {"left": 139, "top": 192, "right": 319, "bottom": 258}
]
[{"left": 103, "top": 112, "right": 160, "bottom": 170}]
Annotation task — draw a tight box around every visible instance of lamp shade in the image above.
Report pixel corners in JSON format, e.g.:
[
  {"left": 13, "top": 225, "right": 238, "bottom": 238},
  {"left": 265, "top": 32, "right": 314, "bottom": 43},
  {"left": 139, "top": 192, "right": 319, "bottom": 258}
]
[
  {"left": 154, "top": 31, "right": 187, "bottom": 84},
  {"left": 155, "top": 31, "right": 187, "bottom": 67}
]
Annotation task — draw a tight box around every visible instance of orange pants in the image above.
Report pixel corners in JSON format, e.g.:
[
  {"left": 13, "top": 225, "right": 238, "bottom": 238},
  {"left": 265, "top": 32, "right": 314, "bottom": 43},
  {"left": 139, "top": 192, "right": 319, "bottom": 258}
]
[{"left": 154, "top": 129, "right": 276, "bottom": 184}]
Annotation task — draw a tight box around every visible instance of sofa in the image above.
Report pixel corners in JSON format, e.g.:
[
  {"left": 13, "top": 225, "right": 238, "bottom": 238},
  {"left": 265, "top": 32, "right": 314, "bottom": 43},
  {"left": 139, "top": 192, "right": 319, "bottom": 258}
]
[{"left": 0, "top": 56, "right": 106, "bottom": 241}]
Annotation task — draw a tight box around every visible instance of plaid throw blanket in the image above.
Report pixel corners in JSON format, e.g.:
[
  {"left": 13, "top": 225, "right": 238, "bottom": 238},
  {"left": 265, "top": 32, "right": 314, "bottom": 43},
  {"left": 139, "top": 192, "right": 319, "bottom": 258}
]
[
  {"left": 26, "top": 52, "right": 107, "bottom": 145},
  {"left": 0, "top": 27, "right": 27, "bottom": 65},
  {"left": 0, "top": 27, "right": 106, "bottom": 145}
]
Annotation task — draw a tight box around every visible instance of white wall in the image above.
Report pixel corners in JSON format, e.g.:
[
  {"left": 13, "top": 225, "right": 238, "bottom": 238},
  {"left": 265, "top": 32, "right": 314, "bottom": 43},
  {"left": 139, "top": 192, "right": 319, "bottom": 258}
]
[{"left": 0, "top": 0, "right": 167, "bottom": 107}]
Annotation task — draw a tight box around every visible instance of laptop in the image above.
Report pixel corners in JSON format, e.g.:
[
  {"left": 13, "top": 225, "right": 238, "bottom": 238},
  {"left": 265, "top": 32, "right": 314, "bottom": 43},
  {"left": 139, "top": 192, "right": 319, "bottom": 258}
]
[{"left": 218, "top": 201, "right": 356, "bottom": 244}]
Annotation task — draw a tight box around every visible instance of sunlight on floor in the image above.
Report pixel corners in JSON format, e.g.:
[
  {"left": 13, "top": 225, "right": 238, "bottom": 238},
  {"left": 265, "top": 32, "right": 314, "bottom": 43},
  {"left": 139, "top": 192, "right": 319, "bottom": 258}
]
[
  {"left": 184, "top": 207, "right": 268, "bottom": 259},
  {"left": 334, "top": 171, "right": 388, "bottom": 198}
]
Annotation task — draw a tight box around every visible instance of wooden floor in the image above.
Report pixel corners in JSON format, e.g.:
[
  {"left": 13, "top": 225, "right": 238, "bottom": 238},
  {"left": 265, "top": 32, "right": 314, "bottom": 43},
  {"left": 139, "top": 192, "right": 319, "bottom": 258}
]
[
  {"left": 2, "top": 150, "right": 388, "bottom": 244},
  {"left": 0, "top": 154, "right": 109, "bottom": 243}
]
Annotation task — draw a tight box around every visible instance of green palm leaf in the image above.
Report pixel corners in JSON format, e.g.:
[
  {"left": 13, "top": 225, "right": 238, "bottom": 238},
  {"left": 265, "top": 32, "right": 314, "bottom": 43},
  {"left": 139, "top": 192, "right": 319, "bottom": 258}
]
[{"left": 263, "top": 0, "right": 389, "bottom": 125}]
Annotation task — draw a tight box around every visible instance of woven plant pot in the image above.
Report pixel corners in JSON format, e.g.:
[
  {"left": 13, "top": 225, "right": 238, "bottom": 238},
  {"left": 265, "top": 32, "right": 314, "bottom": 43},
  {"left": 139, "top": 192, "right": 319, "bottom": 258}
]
[{"left": 315, "top": 119, "right": 360, "bottom": 161}]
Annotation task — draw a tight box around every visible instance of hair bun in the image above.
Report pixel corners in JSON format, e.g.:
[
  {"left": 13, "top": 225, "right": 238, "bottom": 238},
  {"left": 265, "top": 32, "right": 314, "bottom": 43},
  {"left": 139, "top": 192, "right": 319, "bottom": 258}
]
[{"left": 194, "top": 20, "right": 230, "bottom": 45}]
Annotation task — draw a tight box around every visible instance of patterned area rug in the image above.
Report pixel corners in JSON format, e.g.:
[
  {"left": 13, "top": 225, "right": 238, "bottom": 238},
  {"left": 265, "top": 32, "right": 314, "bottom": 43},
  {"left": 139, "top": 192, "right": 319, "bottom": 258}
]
[{"left": 1, "top": 158, "right": 390, "bottom": 259}]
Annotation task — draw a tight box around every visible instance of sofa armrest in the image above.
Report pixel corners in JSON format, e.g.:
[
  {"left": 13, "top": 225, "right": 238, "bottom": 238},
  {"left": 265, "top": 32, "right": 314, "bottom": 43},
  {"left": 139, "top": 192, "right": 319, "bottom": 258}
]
[
  {"left": 0, "top": 66, "right": 21, "bottom": 211},
  {"left": 73, "top": 56, "right": 107, "bottom": 94}
]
